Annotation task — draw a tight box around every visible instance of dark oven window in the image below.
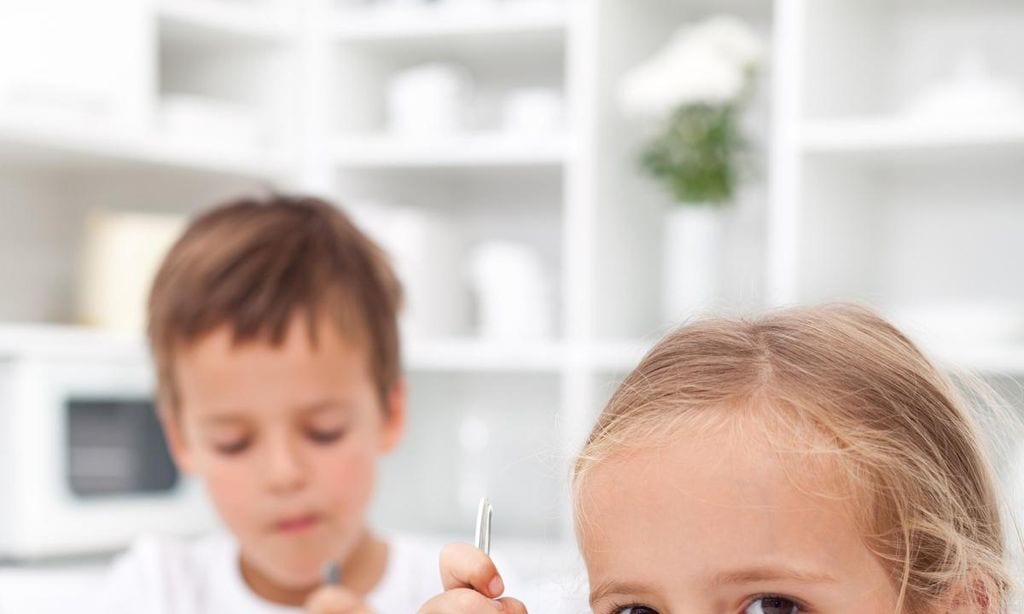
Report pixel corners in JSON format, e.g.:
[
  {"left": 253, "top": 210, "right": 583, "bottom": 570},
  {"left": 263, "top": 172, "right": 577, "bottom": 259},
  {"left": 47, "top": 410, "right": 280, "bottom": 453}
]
[{"left": 66, "top": 399, "right": 179, "bottom": 497}]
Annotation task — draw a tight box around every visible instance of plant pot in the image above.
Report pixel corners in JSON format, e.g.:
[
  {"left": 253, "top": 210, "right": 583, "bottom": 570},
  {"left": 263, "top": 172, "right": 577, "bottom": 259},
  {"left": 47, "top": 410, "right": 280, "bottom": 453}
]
[{"left": 662, "top": 205, "right": 724, "bottom": 325}]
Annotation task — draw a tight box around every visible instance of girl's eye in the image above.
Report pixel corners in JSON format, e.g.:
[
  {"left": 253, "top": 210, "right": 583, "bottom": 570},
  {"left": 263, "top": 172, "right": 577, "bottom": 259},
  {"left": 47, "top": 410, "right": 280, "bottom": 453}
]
[
  {"left": 745, "top": 596, "right": 801, "bottom": 614},
  {"left": 614, "top": 606, "right": 659, "bottom": 614},
  {"left": 307, "top": 429, "right": 346, "bottom": 445}
]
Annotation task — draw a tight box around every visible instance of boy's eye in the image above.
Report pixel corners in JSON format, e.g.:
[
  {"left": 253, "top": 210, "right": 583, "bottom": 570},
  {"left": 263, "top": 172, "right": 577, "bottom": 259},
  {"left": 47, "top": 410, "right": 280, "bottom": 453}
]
[
  {"left": 745, "top": 596, "right": 801, "bottom": 614},
  {"left": 307, "top": 429, "right": 346, "bottom": 445},
  {"left": 213, "top": 439, "right": 250, "bottom": 455}
]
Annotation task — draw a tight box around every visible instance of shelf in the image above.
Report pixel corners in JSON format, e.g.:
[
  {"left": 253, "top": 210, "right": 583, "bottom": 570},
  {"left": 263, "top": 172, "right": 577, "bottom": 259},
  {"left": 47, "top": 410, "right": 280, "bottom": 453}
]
[
  {"left": 0, "top": 326, "right": 570, "bottom": 373},
  {"left": 802, "top": 116, "right": 1024, "bottom": 156},
  {"left": 404, "top": 338, "right": 567, "bottom": 372},
  {"left": 582, "top": 339, "right": 655, "bottom": 373},
  {"left": 0, "top": 114, "right": 290, "bottom": 178},
  {"left": 0, "top": 324, "right": 146, "bottom": 362},
  {"left": 930, "top": 344, "right": 1024, "bottom": 375},
  {"left": 331, "top": 134, "right": 567, "bottom": 169},
  {"left": 333, "top": 4, "right": 567, "bottom": 44},
  {"left": 581, "top": 335, "right": 1024, "bottom": 376},
  {"left": 157, "top": 0, "right": 297, "bottom": 47},
  {"left": 885, "top": 305, "right": 1024, "bottom": 374}
]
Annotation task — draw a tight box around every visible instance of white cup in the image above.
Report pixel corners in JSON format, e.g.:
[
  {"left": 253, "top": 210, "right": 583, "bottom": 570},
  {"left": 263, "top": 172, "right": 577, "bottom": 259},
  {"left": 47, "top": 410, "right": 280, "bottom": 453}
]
[
  {"left": 387, "top": 63, "right": 475, "bottom": 136},
  {"left": 468, "top": 241, "right": 552, "bottom": 340},
  {"left": 502, "top": 87, "right": 564, "bottom": 134}
]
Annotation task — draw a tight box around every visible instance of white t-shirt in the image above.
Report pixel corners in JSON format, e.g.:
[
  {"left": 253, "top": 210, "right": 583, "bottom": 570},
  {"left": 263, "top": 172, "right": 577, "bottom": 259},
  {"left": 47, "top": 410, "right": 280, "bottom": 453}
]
[{"left": 91, "top": 532, "right": 442, "bottom": 614}]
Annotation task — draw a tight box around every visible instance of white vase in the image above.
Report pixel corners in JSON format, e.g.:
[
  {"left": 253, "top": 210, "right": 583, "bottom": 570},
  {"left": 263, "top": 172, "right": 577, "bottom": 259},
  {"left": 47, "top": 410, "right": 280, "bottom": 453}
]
[{"left": 662, "top": 205, "right": 724, "bottom": 325}]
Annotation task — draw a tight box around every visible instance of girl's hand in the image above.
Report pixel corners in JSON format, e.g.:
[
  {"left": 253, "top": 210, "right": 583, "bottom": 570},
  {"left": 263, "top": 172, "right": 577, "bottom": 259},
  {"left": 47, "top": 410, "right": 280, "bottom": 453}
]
[
  {"left": 305, "top": 585, "right": 374, "bottom": 614},
  {"left": 417, "top": 543, "right": 527, "bottom": 614}
]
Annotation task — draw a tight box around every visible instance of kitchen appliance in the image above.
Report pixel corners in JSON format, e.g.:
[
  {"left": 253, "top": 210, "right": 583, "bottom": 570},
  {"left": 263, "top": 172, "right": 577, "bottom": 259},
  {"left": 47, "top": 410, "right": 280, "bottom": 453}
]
[{"left": 0, "top": 326, "right": 213, "bottom": 560}]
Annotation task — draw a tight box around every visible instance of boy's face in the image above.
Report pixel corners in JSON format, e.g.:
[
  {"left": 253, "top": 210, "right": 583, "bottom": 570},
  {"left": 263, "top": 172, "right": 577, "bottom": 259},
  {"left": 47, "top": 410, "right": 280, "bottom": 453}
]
[
  {"left": 577, "top": 418, "right": 903, "bottom": 614},
  {"left": 162, "top": 315, "right": 404, "bottom": 590}
]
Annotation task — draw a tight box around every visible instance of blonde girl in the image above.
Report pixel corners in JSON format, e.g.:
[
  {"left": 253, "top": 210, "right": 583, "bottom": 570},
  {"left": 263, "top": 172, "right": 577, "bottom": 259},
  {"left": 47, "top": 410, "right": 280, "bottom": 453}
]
[{"left": 419, "top": 304, "right": 1018, "bottom": 614}]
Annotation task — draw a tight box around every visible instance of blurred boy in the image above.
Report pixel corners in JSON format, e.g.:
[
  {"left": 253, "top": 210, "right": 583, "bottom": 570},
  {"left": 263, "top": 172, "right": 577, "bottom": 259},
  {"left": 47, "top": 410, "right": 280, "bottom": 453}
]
[{"left": 96, "top": 195, "right": 439, "bottom": 612}]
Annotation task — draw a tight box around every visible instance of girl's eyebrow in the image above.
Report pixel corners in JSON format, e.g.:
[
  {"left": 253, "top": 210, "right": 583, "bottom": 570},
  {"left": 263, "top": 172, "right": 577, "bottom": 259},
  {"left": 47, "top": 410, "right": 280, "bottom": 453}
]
[
  {"left": 588, "top": 580, "right": 656, "bottom": 605},
  {"left": 710, "top": 566, "right": 837, "bottom": 586},
  {"left": 589, "top": 566, "right": 835, "bottom": 603}
]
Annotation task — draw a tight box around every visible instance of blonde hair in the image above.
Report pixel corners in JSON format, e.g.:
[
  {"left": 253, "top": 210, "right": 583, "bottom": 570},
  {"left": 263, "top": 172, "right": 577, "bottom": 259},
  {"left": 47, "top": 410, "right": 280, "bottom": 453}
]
[{"left": 573, "top": 304, "right": 1016, "bottom": 612}]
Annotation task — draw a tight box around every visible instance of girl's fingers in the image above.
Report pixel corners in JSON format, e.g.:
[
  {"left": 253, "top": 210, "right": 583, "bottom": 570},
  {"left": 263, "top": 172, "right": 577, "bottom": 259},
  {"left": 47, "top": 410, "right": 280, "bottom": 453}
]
[
  {"left": 305, "top": 585, "right": 373, "bottom": 614},
  {"left": 496, "top": 597, "right": 529, "bottom": 614},
  {"left": 417, "top": 588, "right": 510, "bottom": 614},
  {"left": 438, "top": 543, "right": 504, "bottom": 597}
]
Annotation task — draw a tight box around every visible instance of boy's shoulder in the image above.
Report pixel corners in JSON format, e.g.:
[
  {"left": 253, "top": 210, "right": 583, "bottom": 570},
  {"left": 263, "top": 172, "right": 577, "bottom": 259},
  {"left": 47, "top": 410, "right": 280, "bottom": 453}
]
[
  {"left": 101, "top": 532, "right": 444, "bottom": 613},
  {"left": 110, "top": 531, "right": 228, "bottom": 579},
  {"left": 97, "top": 532, "right": 243, "bottom": 614}
]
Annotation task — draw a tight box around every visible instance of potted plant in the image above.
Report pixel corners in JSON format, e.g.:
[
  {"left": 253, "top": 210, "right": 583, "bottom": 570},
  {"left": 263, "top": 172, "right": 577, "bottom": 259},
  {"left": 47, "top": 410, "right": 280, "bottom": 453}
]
[{"left": 620, "top": 15, "right": 764, "bottom": 323}]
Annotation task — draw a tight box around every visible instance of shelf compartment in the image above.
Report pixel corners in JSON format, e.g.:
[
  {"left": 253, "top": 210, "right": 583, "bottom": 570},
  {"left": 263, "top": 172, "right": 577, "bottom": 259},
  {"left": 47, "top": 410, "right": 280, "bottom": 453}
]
[
  {"left": 0, "top": 115, "right": 289, "bottom": 177},
  {"left": 330, "top": 134, "right": 567, "bottom": 169},
  {"left": 802, "top": 116, "right": 1024, "bottom": 155},
  {"left": 332, "top": 3, "right": 567, "bottom": 44},
  {"left": 404, "top": 339, "right": 567, "bottom": 373},
  {"left": 371, "top": 371, "right": 565, "bottom": 540},
  {"left": 803, "top": 0, "right": 1024, "bottom": 118},
  {"left": 585, "top": 0, "right": 773, "bottom": 340},
  {"left": 796, "top": 158, "right": 1024, "bottom": 333},
  {"left": 157, "top": 0, "right": 297, "bottom": 47},
  {"left": 157, "top": 6, "right": 297, "bottom": 152},
  {"left": 341, "top": 173, "right": 564, "bottom": 342},
  {"left": 326, "top": 17, "right": 566, "bottom": 138}
]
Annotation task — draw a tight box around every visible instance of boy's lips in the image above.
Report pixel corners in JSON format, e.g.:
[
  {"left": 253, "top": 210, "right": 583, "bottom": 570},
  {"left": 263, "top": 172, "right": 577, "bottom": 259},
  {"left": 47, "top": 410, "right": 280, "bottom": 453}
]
[{"left": 274, "top": 513, "right": 321, "bottom": 534}]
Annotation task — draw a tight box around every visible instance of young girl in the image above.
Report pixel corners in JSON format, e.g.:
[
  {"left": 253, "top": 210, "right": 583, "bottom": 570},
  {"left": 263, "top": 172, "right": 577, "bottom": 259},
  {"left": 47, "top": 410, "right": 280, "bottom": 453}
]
[{"left": 419, "top": 304, "right": 1020, "bottom": 613}]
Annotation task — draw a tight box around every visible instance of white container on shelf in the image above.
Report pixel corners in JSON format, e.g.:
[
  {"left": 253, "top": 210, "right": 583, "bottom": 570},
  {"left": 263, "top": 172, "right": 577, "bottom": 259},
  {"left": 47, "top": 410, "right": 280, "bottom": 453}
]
[
  {"left": 0, "top": 0, "right": 151, "bottom": 131},
  {"left": 77, "top": 211, "right": 188, "bottom": 334},
  {"left": 386, "top": 63, "right": 475, "bottom": 136},
  {"left": 468, "top": 241, "right": 552, "bottom": 340},
  {"left": 501, "top": 86, "right": 564, "bottom": 135},
  {"left": 661, "top": 206, "right": 723, "bottom": 326},
  {"left": 351, "top": 203, "right": 470, "bottom": 339},
  {"left": 903, "top": 51, "right": 1024, "bottom": 121}
]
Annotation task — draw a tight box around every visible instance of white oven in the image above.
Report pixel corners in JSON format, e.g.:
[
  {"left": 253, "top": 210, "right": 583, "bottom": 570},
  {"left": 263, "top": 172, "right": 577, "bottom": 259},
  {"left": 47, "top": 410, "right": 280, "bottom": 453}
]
[{"left": 0, "top": 326, "right": 213, "bottom": 559}]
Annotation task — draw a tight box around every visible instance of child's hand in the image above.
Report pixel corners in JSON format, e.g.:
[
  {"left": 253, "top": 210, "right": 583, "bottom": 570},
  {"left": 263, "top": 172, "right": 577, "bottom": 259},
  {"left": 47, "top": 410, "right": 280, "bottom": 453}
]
[
  {"left": 305, "top": 584, "right": 373, "bottom": 614},
  {"left": 417, "top": 543, "right": 527, "bottom": 613}
]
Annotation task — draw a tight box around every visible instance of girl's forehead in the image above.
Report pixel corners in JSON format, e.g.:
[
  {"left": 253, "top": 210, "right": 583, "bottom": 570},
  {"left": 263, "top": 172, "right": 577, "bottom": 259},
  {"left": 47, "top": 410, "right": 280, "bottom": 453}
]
[
  {"left": 575, "top": 426, "right": 889, "bottom": 606},
  {"left": 576, "top": 415, "right": 862, "bottom": 537}
]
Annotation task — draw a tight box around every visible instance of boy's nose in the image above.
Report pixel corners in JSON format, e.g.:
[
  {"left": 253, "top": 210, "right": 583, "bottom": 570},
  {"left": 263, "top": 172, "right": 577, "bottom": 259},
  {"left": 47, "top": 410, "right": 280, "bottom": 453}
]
[{"left": 263, "top": 437, "right": 308, "bottom": 493}]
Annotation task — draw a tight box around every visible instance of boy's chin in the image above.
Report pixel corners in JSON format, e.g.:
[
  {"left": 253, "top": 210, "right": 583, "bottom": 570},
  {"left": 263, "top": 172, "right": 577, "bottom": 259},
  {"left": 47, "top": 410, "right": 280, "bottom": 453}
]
[
  {"left": 244, "top": 548, "right": 330, "bottom": 591},
  {"left": 275, "top": 567, "right": 324, "bottom": 591}
]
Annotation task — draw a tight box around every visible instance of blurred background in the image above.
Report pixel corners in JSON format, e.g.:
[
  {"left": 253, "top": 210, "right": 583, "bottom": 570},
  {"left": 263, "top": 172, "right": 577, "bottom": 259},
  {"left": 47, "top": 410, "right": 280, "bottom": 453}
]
[{"left": 1, "top": 0, "right": 1024, "bottom": 609}]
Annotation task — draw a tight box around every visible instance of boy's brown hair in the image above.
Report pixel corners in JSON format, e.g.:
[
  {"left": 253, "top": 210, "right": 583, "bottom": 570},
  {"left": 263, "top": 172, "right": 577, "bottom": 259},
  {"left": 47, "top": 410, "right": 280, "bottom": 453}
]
[{"left": 147, "top": 194, "right": 403, "bottom": 412}]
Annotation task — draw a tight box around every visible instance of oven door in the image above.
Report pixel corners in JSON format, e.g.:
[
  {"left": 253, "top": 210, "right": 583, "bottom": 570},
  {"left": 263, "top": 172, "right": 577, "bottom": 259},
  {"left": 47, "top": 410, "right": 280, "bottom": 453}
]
[{"left": 0, "top": 355, "right": 214, "bottom": 559}]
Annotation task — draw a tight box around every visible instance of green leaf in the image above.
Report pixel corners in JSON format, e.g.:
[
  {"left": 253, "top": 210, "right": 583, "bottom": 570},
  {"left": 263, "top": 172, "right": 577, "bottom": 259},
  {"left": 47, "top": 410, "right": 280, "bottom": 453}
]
[{"left": 639, "top": 103, "right": 750, "bottom": 206}]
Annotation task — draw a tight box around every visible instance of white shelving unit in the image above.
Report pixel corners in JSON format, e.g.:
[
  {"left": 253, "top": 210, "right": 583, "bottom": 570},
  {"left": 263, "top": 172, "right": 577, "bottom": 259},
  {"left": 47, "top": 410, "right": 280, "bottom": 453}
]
[
  {"left": 802, "top": 116, "right": 1024, "bottom": 155},
  {"left": 332, "top": 3, "right": 567, "bottom": 41},
  {"left": 2, "top": 0, "right": 1024, "bottom": 566},
  {"left": 773, "top": 0, "right": 1024, "bottom": 362},
  {"left": 330, "top": 133, "right": 567, "bottom": 168},
  {"left": 157, "top": 0, "right": 299, "bottom": 44}
]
